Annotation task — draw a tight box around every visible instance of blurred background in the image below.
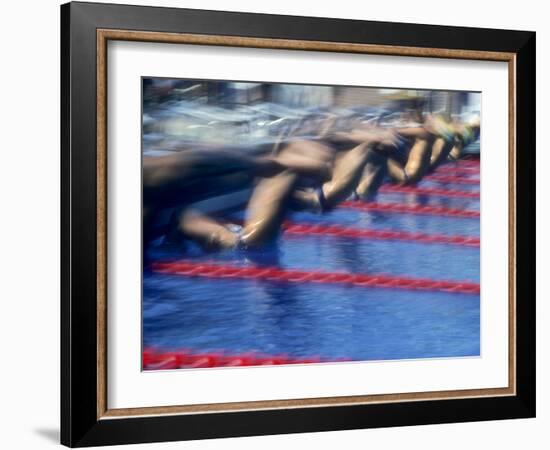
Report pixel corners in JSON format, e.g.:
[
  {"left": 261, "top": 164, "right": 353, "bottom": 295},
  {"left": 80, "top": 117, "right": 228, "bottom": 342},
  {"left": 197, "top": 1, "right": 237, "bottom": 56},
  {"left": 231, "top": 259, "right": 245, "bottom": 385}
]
[{"left": 142, "top": 78, "right": 481, "bottom": 155}]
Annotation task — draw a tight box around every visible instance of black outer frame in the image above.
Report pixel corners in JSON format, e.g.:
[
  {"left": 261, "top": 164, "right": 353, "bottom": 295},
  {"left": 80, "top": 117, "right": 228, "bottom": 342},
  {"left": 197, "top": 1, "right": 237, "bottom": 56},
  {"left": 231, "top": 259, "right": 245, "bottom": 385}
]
[{"left": 60, "top": 1, "right": 535, "bottom": 447}]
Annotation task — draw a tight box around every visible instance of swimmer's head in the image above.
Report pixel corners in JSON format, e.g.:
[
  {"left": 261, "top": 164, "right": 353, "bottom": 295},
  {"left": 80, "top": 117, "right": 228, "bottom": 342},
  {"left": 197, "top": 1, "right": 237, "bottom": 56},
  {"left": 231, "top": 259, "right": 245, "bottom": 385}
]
[{"left": 455, "top": 115, "right": 480, "bottom": 145}]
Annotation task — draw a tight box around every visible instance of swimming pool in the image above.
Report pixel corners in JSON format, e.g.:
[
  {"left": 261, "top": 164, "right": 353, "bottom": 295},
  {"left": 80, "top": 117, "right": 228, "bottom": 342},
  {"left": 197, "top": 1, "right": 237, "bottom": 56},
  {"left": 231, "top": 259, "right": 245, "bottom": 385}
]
[{"left": 143, "top": 161, "right": 481, "bottom": 367}]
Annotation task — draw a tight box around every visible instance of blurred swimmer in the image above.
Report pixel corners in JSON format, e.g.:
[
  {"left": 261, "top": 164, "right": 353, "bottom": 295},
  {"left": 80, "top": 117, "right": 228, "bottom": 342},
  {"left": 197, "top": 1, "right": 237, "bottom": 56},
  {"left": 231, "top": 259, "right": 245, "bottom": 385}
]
[
  {"left": 327, "top": 122, "right": 433, "bottom": 198},
  {"left": 426, "top": 114, "right": 480, "bottom": 170},
  {"left": 146, "top": 120, "right": 398, "bottom": 252},
  {"left": 278, "top": 123, "right": 401, "bottom": 211},
  {"left": 156, "top": 141, "right": 382, "bottom": 250},
  {"left": 143, "top": 149, "right": 284, "bottom": 245},
  {"left": 446, "top": 115, "right": 480, "bottom": 162},
  {"left": 144, "top": 109, "right": 478, "bottom": 254},
  {"left": 172, "top": 170, "right": 298, "bottom": 250}
]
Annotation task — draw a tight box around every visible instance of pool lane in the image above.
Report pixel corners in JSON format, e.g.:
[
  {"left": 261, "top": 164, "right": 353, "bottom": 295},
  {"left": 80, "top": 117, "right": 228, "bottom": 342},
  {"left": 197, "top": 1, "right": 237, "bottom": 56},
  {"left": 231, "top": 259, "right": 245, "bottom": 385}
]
[
  {"left": 376, "top": 192, "right": 480, "bottom": 210},
  {"left": 278, "top": 237, "right": 479, "bottom": 283},
  {"left": 144, "top": 175, "right": 481, "bottom": 365},
  {"left": 151, "top": 235, "right": 479, "bottom": 284},
  {"left": 143, "top": 275, "right": 480, "bottom": 361},
  {"left": 420, "top": 180, "right": 481, "bottom": 192},
  {"left": 289, "top": 208, "right": 480, "bottom": 236}
]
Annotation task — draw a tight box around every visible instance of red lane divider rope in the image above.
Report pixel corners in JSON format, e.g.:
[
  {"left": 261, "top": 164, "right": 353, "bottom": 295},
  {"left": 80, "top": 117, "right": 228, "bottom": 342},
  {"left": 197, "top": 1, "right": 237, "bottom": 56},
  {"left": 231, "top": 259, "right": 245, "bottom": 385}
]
[
  {"left": 340, "top": 201, "right": 480, "bottom": 218},
  {"left": 424, "top": 174, "right": 480, "bottom": 185},
  {"left": 379, "top": 185, "right": 479, "bottom": 198},
  {"left": 433, "top": 165, "right": 480, "bottom": 176},
  {"left": 282, "top": 222, "right": 479, "bottom": 247},
  {"left": 433, "top": 163, "right": 480, "bottom": 176},
  {"left": 152, "top": 260, "right": 480, "bottom": 295},
  {"left": 143, "top": 348, "right": 336, "bottom": 370}
]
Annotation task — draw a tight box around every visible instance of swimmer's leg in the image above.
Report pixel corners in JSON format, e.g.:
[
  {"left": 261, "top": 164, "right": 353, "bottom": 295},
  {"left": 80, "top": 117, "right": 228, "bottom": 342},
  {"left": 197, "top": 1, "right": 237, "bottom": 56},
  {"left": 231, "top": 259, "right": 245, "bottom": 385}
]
[
  {"left": 355, "top": 148, "right": 389, "bottom": 199},
  {"left": 448, "top": 143, "right": 464, "bottom": 161},
  {"left": 240, "top": 170, "right": 298, "bottom": 246},
  {"left": 321, "top": 143, "right": 371, "bottom": 209},
  {"left": 175, "top": 209, "right": 239, "bottom": 250},
  {"left": 387, "top": 156, "right": 408, "bottom": 184},
  {"left": 403, "top": 138, "right": 432, "bottom": 183},
  {"left": 429, "top": 137, "right": 455, "bottom": 170}
]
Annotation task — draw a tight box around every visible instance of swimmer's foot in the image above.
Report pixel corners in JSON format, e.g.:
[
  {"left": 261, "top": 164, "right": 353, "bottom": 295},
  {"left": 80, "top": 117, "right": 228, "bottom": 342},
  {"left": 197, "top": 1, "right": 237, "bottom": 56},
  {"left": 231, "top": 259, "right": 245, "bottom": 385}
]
[{"left": 177, "top": 209, "right": 239, "bottom": 250}]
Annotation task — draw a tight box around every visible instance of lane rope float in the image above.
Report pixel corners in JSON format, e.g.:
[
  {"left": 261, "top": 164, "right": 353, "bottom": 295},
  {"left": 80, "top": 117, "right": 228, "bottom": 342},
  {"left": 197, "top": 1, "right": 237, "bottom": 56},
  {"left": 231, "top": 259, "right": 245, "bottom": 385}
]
[
  {"left": 152, "top": 260, "right": 480, "bottom": 295},
  {"left": 142, "top": 348, "right": 336, "bottom": 370},
  {"left": 282, "top": 222, "right": 480, "bottom": 247},
  {"left": 430, "top": 165, "right": 480, "bottom": 176}
]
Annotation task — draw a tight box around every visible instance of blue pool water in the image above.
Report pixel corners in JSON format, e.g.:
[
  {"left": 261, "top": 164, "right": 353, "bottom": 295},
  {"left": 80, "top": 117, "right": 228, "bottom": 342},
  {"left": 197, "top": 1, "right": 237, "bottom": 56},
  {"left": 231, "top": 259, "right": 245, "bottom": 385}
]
[
  {"left": 290, "top": 208, "right": 480, "bottom": 236},
  {"left": 143, "top": 277, "right": 479, "bottom": 360},
  {"left": 421, "top": 180, "right": 481, "bottom": 192},
  {"left": 377, "top": 192, "right": 480, "bottom": 210},
  {"left": 143, "top": 182, "right": 481, "bottom": 363}
]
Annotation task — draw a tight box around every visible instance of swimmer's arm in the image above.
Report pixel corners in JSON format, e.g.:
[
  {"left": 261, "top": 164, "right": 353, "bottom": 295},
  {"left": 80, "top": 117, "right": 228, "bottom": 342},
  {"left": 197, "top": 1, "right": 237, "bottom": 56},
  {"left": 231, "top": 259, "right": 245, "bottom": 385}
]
[
  {"left": 332, "top": 129, "right": 377, "bottom": 143},
  {"left": 241, "top": 171, "right": 297, "bottom": 246},
  {"left": 394, "top": 126, "right": 431, "bottom": 140},
  {"left": 332, "top": 129, "right": 398, "bottom": 148},
  {"left": 321, "top": 143, "right": 371, "bottom": 208}
]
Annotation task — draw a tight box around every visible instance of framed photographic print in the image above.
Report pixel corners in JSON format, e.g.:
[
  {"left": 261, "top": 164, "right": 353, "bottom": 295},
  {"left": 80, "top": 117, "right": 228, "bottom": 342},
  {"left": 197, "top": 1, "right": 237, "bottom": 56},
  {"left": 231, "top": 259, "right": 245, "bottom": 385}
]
[{"left": 60, "top": 1, "right": 535, "bottom": 447}]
